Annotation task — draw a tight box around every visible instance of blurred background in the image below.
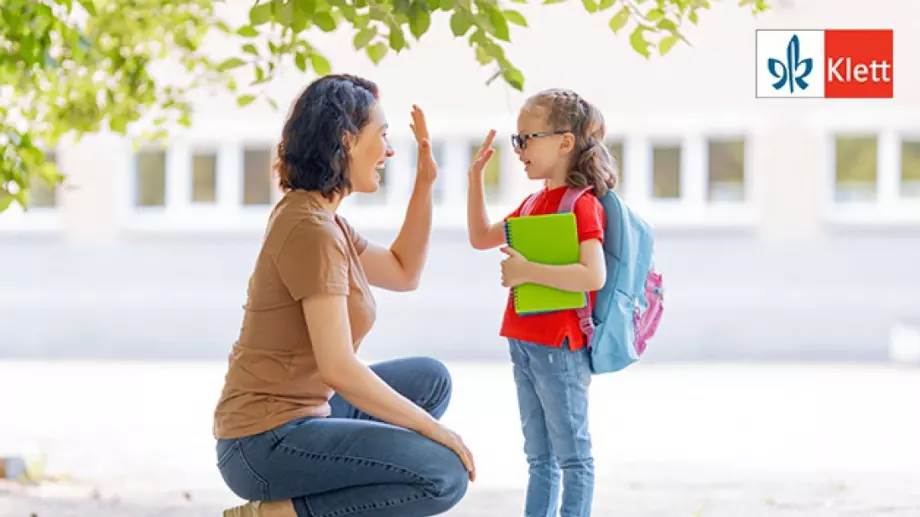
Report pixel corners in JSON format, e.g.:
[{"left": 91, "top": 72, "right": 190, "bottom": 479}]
[{"left": 2, "top": 0, "right": 920, "bottom": 515}]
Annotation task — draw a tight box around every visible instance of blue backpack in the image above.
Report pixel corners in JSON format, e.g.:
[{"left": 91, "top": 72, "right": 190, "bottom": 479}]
[{"left": 521, "top": 186, "right": 664, "bottom": 373}]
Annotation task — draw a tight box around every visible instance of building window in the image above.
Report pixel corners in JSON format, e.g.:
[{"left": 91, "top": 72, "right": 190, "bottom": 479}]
[
  {"left": 834, "top": 135, "right": 877, "bottom": 202},
  {"left": 472, "top": 141, "right": 501, "bottom": 202},
  {"left": 192, "top": 151, "right": 218, "bottom": 203},
  {"left": 901, "top": 140, "right": 920, "bottom": 199},
  {"left": 604, "top": 140, "right": 625, "bottom": 196},
  {"left": 136, "top": 150, "right": 167, "bottom": 207},
  {"left": 29, "top": 151, "right": 58, "bottom": 208},
  {"left": 707, "top": 138, "right": 746, "bottom": 202},
  {"left": 243, "top": 147, "right": 272, "bottom": 205},
  {"left": 652, "top": 144, "right": 681, "bottom": 199}
]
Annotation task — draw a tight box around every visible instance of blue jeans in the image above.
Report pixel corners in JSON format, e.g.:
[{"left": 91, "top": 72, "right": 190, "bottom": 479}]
[
  {"left": 508, "top": 339, "right": 594, "bottom": 517},
  {"left": 215, "top": 357, "right": 468, "bottom": 517}
]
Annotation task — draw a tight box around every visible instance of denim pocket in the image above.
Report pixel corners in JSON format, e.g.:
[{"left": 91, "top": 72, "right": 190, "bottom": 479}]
[
  {"left": 217, "top": 440, "right": 269, "bottom": 502},
  {"left": 216, "top": 439, "right": 239, "bottom": 468}
]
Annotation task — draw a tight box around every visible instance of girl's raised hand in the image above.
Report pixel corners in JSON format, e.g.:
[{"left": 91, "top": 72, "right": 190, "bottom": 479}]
[{"left": 469, "top": 129, "right": 496, "bottom": 182}]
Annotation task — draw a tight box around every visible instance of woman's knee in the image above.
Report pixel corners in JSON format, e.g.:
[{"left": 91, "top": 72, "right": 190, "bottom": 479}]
[
  {"left": 425, "top": 454, "right": 469, "bottom": 512},
  {"left": 413, "top": 356, "right": 451, "bottom": 385},
  {"left": 410, "top": 357, "right": 452, "bottom": 415}
]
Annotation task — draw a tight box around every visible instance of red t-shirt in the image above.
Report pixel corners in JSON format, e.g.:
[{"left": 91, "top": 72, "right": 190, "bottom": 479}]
[{"left": 500, "top": 186, "right": 606, "bottom": 350}]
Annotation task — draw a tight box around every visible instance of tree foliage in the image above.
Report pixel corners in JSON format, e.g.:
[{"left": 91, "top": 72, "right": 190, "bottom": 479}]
[
  {"left": 0, "top": 0, "right": 229, "bottom": 212},
  {"left": 235, "top": 0, "right": 768, "bottom": 100},
  {"left": 0, "top": 0, "right": 768, "bottom": 213}
]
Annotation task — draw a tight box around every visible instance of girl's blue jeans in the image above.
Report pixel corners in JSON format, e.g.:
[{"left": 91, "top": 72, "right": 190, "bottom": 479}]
[{"left": 508, "top": 338, "right": 594, "bottom": 517}]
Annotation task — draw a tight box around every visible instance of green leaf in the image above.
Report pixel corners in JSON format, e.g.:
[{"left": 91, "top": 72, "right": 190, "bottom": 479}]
[
  {"left": 482, "top": 3, "right": 510, "bottom": 41},
  {"left": 658, "top": 33, "right": 679, "bottom": 55},
  {"left": 581, "top": 0, "right": 599, "bottom": 13},
  {"left": 689, "top": 10, "right": 698, "bottom": 24},
  {"left": 243, "top": 44, "right": 259, "bottom": 55},
  {"left": 503, "top": 9, "right": 528, "bottom": 26},
  {"left": 354, "top": 27, "right": 377, "bottom": 49},
  {"left": 450, "top": 11, "right": 472, "bottom": 36},
  {"left": 277, "top": 0, "right": 295, "bottom": 26},
  {"left": 440, "top": 0, "right": 457, "bottom": 9},
  {"left": 314, "top": 12, "right": 337, "bottom": 32},
  {"left": 475, "top": 45, "right": 493, "bottom": 64},
  {"left": 366, "top": 42, "right": 389, "bottom": 63},
  {"left": 629, "top": 26, "right": 651, "bottom": 57},
  {"left": 237, "top": 25, "right": 260, "bottom": 38},
  {"left": 295, "top": 52, "right": 308, "bottom": 72},
  {"left": 657, "top": 19, "right": 677, "bottom": 31},
  {"left": 646, "top": 7, "right": 664, "bottom": 20},
  {"left": 608, "top": 6, "right": 630, "bottom": 33},
  {"left": 409, "top": 3, "right": 432, "bottom": 39},
  {"left": 295, "top": 0, "right": 317, "bottom": 18},
  {"left": 217, "top": 57, "right": 247, "bottom": 71},
  {"left": 238, "top": 95, "right": 257, "bottom": 107},
  {"left": 310, "top": 53, "right": 332, "bottom": 75},
  {"left": 250, "top": 2, "right": 274, "bottom": 25},
  {"left": 77, "top": 0, "right": 96, "bottom": 16},
  {"left": 598, "top": 0, "right": 616, "bottom": 10},
  {"left": 502, "top": 66, "right": 525, "bottom": 90},
  {"left": 389, "top": 23, "right": 407, "bottom": 50}
]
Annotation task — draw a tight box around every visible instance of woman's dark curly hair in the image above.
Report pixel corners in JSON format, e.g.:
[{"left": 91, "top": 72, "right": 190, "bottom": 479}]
[{"left": 274, "top": 74, "right": 380, "bottom": 200}]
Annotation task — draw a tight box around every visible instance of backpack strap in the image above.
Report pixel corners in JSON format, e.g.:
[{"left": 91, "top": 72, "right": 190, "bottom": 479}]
[
  {"left": 520, "top": 192, "right": 540, "bottom": 217},
  {"left": 558, "top": 186, "right": 597, "bottom": 347},
  {"left": 557, "top": 186, "right": 593, "bottom": 214}
]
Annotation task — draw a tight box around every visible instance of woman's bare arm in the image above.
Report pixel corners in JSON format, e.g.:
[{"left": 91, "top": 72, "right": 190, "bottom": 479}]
[
  {"left": 359, "top": 175, "right": 433, "bottom": 292},
  {"left": 301, "top": 294, "right": 439, "bottom": 434}
]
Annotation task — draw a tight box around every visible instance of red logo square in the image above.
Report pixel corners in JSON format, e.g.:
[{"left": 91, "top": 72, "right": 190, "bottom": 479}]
[{"left": 824, "top": 29, "right": 894, "bottom": 98}]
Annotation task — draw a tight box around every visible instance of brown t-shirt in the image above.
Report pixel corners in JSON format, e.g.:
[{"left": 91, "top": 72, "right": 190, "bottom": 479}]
[{"left": 213, "top": 190, "right": 377, "bottom": 439}]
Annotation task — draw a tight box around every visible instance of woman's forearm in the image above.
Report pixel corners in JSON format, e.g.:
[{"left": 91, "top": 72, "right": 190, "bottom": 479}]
[
  {"left": 305, "top": 295, "right": 440, "bottom": 437},
  {"left": 467, "top": 177, "right": 491, "bottom": 248},
  {"left": 327, "top": 359, "right": 439, "bottom": 436},
  {"left": 389, "top": 176, "right": 434, "bottom": 287}
]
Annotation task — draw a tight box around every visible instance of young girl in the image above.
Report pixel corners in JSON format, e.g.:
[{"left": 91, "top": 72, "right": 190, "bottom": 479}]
[{"left": 467, "top": 88, "right": 618, "bottom": 517}]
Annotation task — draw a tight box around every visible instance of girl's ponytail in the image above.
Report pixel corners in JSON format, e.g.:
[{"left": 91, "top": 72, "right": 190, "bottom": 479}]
[
  {"left": 569, "top": 101, "right": 618, "bottom": 197},
  {"left": 573, "top": 135, "right": 618, "bottom": 197}
]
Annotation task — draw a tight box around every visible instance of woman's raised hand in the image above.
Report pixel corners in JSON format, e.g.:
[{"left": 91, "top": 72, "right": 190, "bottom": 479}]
[{"left": 410, "top": 105, "right": 437, "bottom": 186}]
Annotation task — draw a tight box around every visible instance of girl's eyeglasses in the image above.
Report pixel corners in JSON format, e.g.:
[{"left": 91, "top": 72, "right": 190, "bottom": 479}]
[{"left": 511, "top": 130, "right": 571, "bottom": 151}]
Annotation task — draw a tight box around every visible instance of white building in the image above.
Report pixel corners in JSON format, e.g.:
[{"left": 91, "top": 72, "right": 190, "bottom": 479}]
[{"left": 1, "top": 0, "right": 919, "bottom": 361}]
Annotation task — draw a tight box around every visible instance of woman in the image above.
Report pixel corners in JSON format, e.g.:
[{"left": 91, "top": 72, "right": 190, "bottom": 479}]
[{"left": 213, "top": 74, "right": 494, "bottom": 517}]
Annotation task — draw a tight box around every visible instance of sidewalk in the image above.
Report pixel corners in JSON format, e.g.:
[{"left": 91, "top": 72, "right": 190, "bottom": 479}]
[{"left": 2, "top": 360, "right": 919, "bottom": 516}]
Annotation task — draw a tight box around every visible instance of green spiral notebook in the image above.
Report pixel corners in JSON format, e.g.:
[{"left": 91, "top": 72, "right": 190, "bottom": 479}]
[{"left": 504, "top": 213, "right": 587, "bottom": 315}]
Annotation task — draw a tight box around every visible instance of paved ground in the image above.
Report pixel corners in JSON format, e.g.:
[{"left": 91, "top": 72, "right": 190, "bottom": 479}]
[{"left": 1, "top": 360, "right": 920, "bottom": 516}]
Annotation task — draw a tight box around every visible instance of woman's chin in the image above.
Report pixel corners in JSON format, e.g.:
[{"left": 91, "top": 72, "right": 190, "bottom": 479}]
[{"left": 353, "top": 182, "right": 379, "bottom": 194}]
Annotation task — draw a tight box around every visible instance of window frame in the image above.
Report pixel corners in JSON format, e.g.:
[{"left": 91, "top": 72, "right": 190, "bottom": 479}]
[{"left": 816, "top": 110, "right": 920, "bottom": 227}]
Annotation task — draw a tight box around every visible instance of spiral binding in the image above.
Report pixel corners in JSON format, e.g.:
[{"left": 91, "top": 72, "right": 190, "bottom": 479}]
[{"left": 503, "top": 221, "right": 522, "bottom": 312}]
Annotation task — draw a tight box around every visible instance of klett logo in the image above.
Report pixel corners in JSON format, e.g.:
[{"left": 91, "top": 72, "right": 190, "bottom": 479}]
[
  {"left": 768, "top": 35, "right": 813, "bottom": 93},
  {"left": 756, "top": 29, "right": 893, "bottom": 98}
]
